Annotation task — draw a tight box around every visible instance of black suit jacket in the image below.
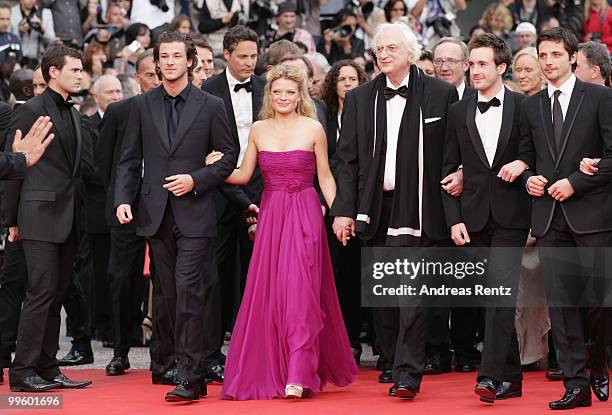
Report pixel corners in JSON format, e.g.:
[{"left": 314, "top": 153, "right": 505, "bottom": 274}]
[
  {"left": 96, "top": 98, "right": 135, "bottom": 228},
  {"left": 517, "top": 78, "right": 612, "bottom": 236},
  {"left": 202, "top": 70, "right": 265, "bottom": 210},
  {"left": 89, "top": 111, "right": 102, "bottom": 131},
  {"left": 0, "top": 102, "right": 26, "bottom": 179},
  {"left": 331, "top": 71, "right": 458, "bottom": 241},
  {"left": 114, "top": 84, "right": 236, "bottom": 238},
  {"left": 81, "top": 111, "right": 108, "bottom": 234},
  {"left": 2, "top": 88, "right": 94, "bottom": 242},
  {"left": 442, "top": 88, "right": 531, "bottom": 232},
  {"left": 463, "top": 85, "right": 477, "bottom": 99}
]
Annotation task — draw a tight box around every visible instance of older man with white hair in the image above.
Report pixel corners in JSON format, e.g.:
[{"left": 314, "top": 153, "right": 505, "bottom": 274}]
[
  {"left": 331, "top": 22, "right": 458, "bottom": 400},
  {"left": 514, "top": 22, "right": 537, "bottom": 51},
  {"left": 90, "top": 74, "right": 123, "bottom": 129}
]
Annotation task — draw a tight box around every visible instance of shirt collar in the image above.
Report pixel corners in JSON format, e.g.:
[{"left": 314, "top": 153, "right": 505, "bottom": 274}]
[
  {"left": 163, "top": 83, "right": 191, "bottom": 101},
  {"left": 477, "top": 84, "right": 505, "bottom": 104},
  {"left": 548, "top": 73, "right": 576, "bottom": 99},
  {"left": 457, "top": 81, "right": 466, "bottom": 99},
  {"left": 98, "top": 109, "right": 105, "bottom": 119},
  {"left": 45, "top": 87, "right": 73, "bottom": 108},
  {"left": 386, "top": 73, "right": 410, "bottom": 89},
  {"left": 226, "top": 69, "right": 251, "bottom": 89}
]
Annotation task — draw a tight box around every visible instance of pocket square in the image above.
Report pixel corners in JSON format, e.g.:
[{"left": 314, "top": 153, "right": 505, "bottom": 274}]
[{"left": 424, "top": 117, "right": 442, "bottom": 124}]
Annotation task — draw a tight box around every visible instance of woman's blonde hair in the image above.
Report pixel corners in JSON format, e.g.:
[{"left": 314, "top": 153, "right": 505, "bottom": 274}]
[
  {"left": 260, "top": 65, "right": 317, "bottom": 120},
  {"left": 512, "top": 47, "right": 547, "bottom": 91},
  {"left": 480, "top": 3, "right": 513, "bottom": 33}
]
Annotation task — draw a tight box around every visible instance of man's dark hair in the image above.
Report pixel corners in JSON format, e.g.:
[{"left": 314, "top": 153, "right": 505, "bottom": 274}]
[
  {"left": 193, "top": 37, "right": 214, "bottom": 56},
  {"left": 41, "top": 45, "right": 82, "bottom": 83},
  {"left": 337, "top": 8, "right": 357, "bottom": 23},
  {"left": 578, "top": 41, "right": 611, "bottom": 85},
  {"left": 266, "top": 39, "right": 301, "bottom": 66},
  {"left": 153, "top": 31, "right": 198, "bottom": 80},
  {"left": 223, "top": 25, "right": 259, "bottom": 53},
  {"left": 419, "top": 49, "right": 434, "bottom": 63},
  {"left": 468, "top": 33, "right": 512, "bottom": 74},
  {"left": 537, "top": 27, "right": 578, "bottom": 59}
]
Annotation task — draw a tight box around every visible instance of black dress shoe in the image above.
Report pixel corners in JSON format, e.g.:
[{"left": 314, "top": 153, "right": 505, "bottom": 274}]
[
  {"left": 46, "top": 373, "right": 92, "bottom": 389},
  {"left": 204, "top": 364, "right": 224, "bottom": 383},
  {"left": 152, "top": 368, "right": 177, "bottom": 385},
  {"left": 394, "top": 381, "right": 417, "bottom": 399},
  {"left": 424, "top": 362, "right": 452, "bottom": 375},
  {"left": 546, "top": 368, "right": 564, "bottom": 381},
  {"left": 378, "top": 369, "right": 393, "bottom": 383},
  {"left": 455, "top": 363, "right": 477, "bottom": 373},
  {"left": 10, "top": 375, "right": 61, "bottom": 392},
  {"left": 200, "top": 382, "right": 208, "bottom": 397},
  {"left": 590, "top": 372, "right": 609, "bottom": 402},
  {"left": 549, "top": 386, "right": 591, "bottom": 410},
  {"left": 496, "top": 381, "right": 522, "bottom": 400},
  {"left": 165, "top": 380, "right": 200, "bottom": 402},
  {"left": 58, "top": 348, "right": 94, "bottom": 366},
  {"left": 106, "top": 356, "right": 130, "bottom": 376},
  {"left": 475, "top": 378, "right": 499, "bottom": 403}
]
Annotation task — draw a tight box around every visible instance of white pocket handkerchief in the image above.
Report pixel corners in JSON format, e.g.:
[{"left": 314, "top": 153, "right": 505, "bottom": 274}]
[{"left": 424, "top": 117, "right": 442, "bottom": 124}]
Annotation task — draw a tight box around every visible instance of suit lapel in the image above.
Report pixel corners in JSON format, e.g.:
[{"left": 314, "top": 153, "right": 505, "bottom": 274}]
[
  {"left": 556, "top": 79, "right": 585, "bottom": 167},
  {"left": 491, "top": 88, "right": 514, "bottom": 169},
  {"left": 374, "top": 75, "right": 386, "bottom": 160},
  {"left": 465, "top": 95, "right": 490, "bottom": 169},
  {"left": 539, "top": 92, "right": 557, "bottom": 162},
  {"left": 42, "top": 92, "right": 70, "bottom": 165},
  {"left": 146, "top": 87, "right": 170, "bottom": 153},
  {"left": 170, "top": 87, "right": 205, "bottom": 155},
  {"left": 70, "top": 107, "right": 81, "bottom": 177}
]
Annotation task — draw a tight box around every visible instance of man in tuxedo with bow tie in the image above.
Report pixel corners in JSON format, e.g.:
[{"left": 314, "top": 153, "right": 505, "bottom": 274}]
[
  {"left": 201, "top": 25, "right": 264, "bottom": 377},
  {"left": 4, "top": 45, "right": 94, "bottom": 392},
  {"left": 442, "top": 33, "right": 531, "bottom": 404},
  {"left": 115, "top": 31, "right": 236, "bottom": 401},
  {"left": 502, "top": 27, "right": 612, "bottom": 410},
  {"left": 332, "top": 23, "right": 458, "bottom": 400}
]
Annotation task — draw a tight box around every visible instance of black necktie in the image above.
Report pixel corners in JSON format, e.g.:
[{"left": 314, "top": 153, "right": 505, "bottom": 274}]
[
  {"left": 383, "top": 85, "right": 409, "bottom": 100},
  {"left": 234, "top": 81, "right": 253, "bottom": 93},
  {"left": 552, "top": 90, "right": 563, "bottom": 154},
  {"left": 477, "top": 97, "right": 501, "bottom": 113},
  {"left": 167, "top": 96, "right": 179, "bottom": 146}
]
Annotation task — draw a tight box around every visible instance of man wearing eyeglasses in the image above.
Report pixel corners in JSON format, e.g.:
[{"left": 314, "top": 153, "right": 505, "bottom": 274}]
[{"left": 432, "top": 37, "right": 476, "bottom": 100}]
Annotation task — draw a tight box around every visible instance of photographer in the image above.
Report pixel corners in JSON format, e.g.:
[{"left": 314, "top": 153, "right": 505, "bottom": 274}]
[
  {"left": 41, "top": 0, "right": 82, "bottom": 46},
  {"left": 414, "top": 0, "right": 466, "bottom": 48},
  {"left": 10, "top": 0, "right": 55, "bottom": 68},
  {"left": 267, "top": 1, "right": 316, "bottom": 54},
  {"left": 317, "top": 9, "right": 365, "bottom": 65},
  {"left": 130, "top": 0, "right": 174, "bottom": 32},
  {"left": 582, "top": 0, "right": 612, "bottom": 52},
  {"left": 0, "top": 3, "right": 21, "bottom": 65},
  {"left": 198, "top": 0, "right": 250, "bottom": 57}
]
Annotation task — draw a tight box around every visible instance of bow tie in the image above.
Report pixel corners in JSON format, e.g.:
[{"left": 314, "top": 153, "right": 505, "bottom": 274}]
[
  {"left": 477, "top": 97, "right": 501, "bottom": 113},
  {"left": 234, "top": 81, "right": 253, "bottom": 93},
  {"left": 383, "top": 85, "right": 409, "bottom": 100}
]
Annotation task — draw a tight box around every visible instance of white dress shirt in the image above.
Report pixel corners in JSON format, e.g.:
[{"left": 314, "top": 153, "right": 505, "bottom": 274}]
[
  {"left": 98, "top": 109, "right": 105, "bottom": 119},
  {"left": 547, "top": 73, "right": 576, "bottom": 122},
  {"left": 226, "top": 69, "right": 254, "bottom": 167},
  {"left": 457, "top": 80, "right": 466, "bottom": 100},
  {"left": 383, "top": 74, "right": 410, "bottom": 191},
  {"left": 475, "top": 86, "right": 505, "bottom": 167}
]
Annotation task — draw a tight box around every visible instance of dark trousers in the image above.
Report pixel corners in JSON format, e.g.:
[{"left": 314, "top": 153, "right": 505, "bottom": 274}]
[
  {"left": 214, "top": 202, "right": 253, "bottom": 348},
  {"left": 10, "top": 229, "right": 78, "bottom": 381},
  {"left": 0, "top": 239, "right": 27, "bottom": 368},
  {"left": 537, "top": 207, "right": 611, "bottom": 389},
  {"left": 91, "top": 233, "right": 111, "bottom": 341},
  {"left": 108, "top": 225, "right": 146, "bottom": 357},
  {"left": 149, "top": 249, "right": 175, "bottom": 375},
  {"left": 426, "top": 308, "right": 482, "bottom": 367},
  {"left": 470, "top": 215, "right": 528, "bottom": 383},
  {"left": 148, "top": 205, "right": 216, "bottom": 383},
  {"left": 326, "top": 217, "right": 362, "bottom": 351},
  {"left": 368, "top": 192, "right": 431, "bottom": 388}
]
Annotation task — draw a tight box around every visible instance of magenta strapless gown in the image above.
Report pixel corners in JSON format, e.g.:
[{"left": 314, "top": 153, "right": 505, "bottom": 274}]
[{"left": 221, "top": 150, "right": 359, "bottom": 400}]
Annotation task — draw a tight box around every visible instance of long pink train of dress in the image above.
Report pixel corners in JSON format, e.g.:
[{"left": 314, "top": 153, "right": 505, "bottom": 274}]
[{"left": 221, "top": 150, "right": 359, "bottom": 400}]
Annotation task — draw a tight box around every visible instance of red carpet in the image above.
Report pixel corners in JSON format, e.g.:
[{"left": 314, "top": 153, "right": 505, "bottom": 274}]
[{"left": 1, "top": 368, "right": 610, "bottom": 414}]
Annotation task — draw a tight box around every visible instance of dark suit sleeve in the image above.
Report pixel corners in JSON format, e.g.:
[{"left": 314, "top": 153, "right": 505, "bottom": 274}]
[
  {"left": 441, "top": 104, "right": 463, "bottom": 227},
  {"left": 198, "top": 3, "right": 225, "bottom": 34},
  {"left": 0, "top": 102, "right": 12, "bottom": 150},
  {"left": 96, "top": 105, "right": 118, "bottom": 190},
  {"left": 114, "top": 98, "right": 143, "bottom": 207},
  {"left": 2, "top": 105, "right": 38, "bottom": 226},
  {"left": 0, "top": 103, "right": 24, "bottom": 179},
  {"left": 568, "top": 88, "right": 612, "bottom": 194},
  {"left": 329, "top": 90, "right": 359, "bottom": 218},
  {"left": 517, "top": 101, "right": 535, "bottom": 187},
  {"left": 191, "top": 99, "right": 237, "bottom": 194},
  {"left": 218, "top": 184, "right": 252, "bottom": 209},
  {"left": 79, "top": 115, "right": 96, "bottom": 181}
]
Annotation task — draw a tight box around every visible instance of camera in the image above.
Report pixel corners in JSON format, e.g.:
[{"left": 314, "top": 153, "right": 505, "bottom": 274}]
[
  {"left": 149, "top": 0, "right": 169, "bottom": 13},
  {"left": 332, "top": 24, "right": 353, "bottom": 38},
  {"left": 230, "top": 7, "right": 249, "bottom": 26},
  {"left": 426, "top": 16, "right": 452, "bottom": 38},
  {"left": 25, "top": 15, "right": 42, "bottom": 32}
]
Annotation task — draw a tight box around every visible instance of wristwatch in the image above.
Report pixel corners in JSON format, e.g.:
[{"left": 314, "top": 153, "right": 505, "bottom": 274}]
[{"left": 18, "top": 152, "right": 29, "bottom": 166}]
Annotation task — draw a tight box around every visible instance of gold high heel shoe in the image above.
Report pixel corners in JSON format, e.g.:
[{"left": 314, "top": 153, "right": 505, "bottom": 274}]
[{"left": 285, "top": 384, "right": 303, "bottom": 399}]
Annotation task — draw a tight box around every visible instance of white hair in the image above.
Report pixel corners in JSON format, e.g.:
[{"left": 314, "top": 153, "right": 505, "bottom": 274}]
[
  {"left": 91, "top": 74, "right": 121, "bottom": 95},
  {"left": 372, "top": 23, "right": 422, "bottom": 65},
  {"left": 305, "top": 52, "right": 331, "bottom": 75}
]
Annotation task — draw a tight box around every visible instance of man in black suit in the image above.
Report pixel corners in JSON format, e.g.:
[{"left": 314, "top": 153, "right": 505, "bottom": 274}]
[
  {"left": 202, "top": 25, "right": 263, "bottom": 378},
  {"left": 502, "top": 27, "right": 612, "bottom": 410},
  {"left": 442, "top": 34, "right": 531, "bottom": 404},
  {"left": 332, "top": 23, "right": 458, "bottom": 399},
  {"left": 5, "top": 45, "right": 93, "bottom": 392},
  {"left": 98, "top": 51, "right": 161, "bottom": 377},
  {"left": 115, "top": 31, "right": 236, "bottom": 402}
]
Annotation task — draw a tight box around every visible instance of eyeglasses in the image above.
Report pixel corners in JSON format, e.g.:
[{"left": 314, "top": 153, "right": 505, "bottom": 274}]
[
  {"left": 433, "top": 58, "right": 465, "bottom": 67},
  {"left": 375, "top": 44, "right": 400, "bottom": 55}
]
